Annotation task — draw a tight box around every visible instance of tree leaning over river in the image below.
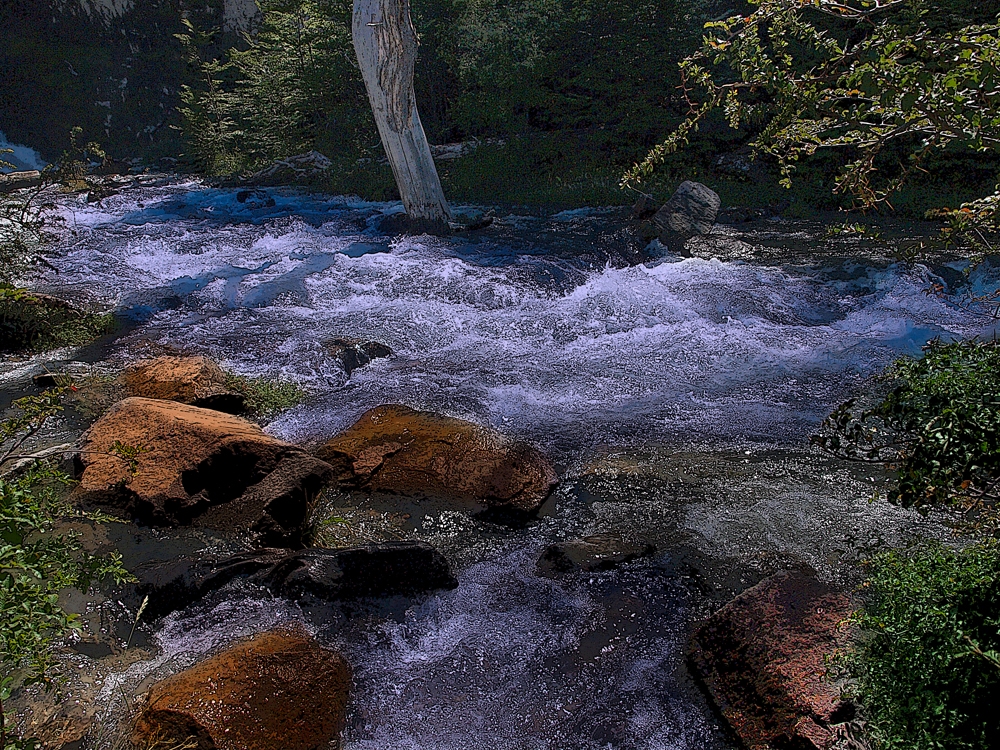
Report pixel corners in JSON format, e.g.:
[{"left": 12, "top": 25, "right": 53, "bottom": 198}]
[{"left": 352, "top": 0, "right": 452, "bottom": 225}]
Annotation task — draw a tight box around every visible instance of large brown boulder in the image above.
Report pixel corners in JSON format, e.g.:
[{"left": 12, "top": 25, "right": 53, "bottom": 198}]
[
  {"left": 120, "top": 355, "right": 245, "bottom": 413},
  {"left": 317, "top": 405, "right": 557, "bottom": 515},
  {"left": 689, "top": 571, "right": 855, "bottom": 750},
  {"left": 73, "top": 397, "right": 333, "bottom": 545},
  {"left": 132, "top": 629, "right": 350, "bottom": 750}
]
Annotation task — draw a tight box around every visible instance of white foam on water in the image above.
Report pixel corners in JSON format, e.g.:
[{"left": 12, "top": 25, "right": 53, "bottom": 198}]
[{"left": 39, "top": 184, "right": 996, "bottom": 456}]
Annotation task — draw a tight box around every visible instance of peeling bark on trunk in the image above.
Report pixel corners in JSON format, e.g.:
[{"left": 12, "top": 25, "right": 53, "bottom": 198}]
[{"left": 353, "top": 0, "right": 452, "bottom": 225}]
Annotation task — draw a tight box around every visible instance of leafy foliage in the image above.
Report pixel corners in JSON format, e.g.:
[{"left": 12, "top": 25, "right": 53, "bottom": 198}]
[
  {"left": 0, "top": 394, "right": 131, "bottom": 749},
  {"left": 0, "top": 288, "right": 114, "bottom": 354},
  {"left": 223, "top": 373, "right": 305, "bottom": 420},
  {"left": 848, "top": 540, "right": 1000, "bottom": 750},
  {"left": 624, "top": 0, "right": 1000, "bottom": 236},
  {"left": 813, "top": 339, "right": 1000, "bottom": 511}
]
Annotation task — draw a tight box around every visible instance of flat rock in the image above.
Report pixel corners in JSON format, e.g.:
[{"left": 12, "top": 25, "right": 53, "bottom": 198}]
[
  {"left": 316, "top": 404, "right": 557, "bottom": 515},
  {"left": 537, "top": 533, "right": 656, "bottom": 577},
  {"left": 132, "top": 628, "right": 350, "bottom": 750},
  {"left": 689, "top": 571, "right": 855, "bottom": 750},
  {"left": 134, "top": 541, "right": 457, "bottom": 620},
  {"left": 120, "top": 355, "right": 245, "bottom": 413},
  {"left": 73, "top": 397, "right": 333, "bottom": 546},
  {"left": 325, "top": 337, "right": 392, "bottom": 375}
]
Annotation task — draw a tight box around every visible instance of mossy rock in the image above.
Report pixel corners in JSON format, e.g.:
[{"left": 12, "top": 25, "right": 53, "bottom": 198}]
[{"left": 0, "top": 288, "right": 114, "bottom": 353}]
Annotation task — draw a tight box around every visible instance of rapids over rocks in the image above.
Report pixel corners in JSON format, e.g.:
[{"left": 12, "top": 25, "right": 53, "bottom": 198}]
[{"left": 5, "top": 178, "right": 998, "bottom": 749}]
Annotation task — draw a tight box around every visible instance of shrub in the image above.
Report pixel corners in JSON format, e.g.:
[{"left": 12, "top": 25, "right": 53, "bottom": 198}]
[
  {"left": 223, "top": 373, "right": 304, "bottom": 420},
  {"left": 0, "top": 393, "right": 131, "bottom": 749},
  {"left": 848, "top": 540, "right": 1000, "bottom": 750},
  {"left": 814, "top": 339, "right": 1000, "bottom": 512}
]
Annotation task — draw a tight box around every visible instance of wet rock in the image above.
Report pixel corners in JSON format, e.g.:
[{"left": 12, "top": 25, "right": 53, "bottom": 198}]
[
  {"left": 378, "top": 211, "right": 451, "bottom": 236},
  {"left": 251, "top": 150, "right": 331, "bottom": 185},
  {"left": 653, "top": 181, "right": 721, "bottom": 252},
  {"left": 236, "top": 188, "right": 276, "bottom": 209},
  {"left": 132, "top": 628, "right": 351, "bottom": 750},
  {"left": 317, "top": 404, "right": 557, "bottom": 516},
  {"left": 134, "top": 541, "right": 457, "bottom": 619},
  {"left": 325, "top": 337, "right": 392, "bottom": 376},
  {"left": 73, "top": 398, "right": 333, "bottom": 546},
  {"left": 0, "top": 170, "right": 42, "bottom": 193},
  {"left": 120, "top": 355, "right": 246, "bottom": 413},
  {"left": 689, "top": 571, "right": 855, "bottom": 750},
  {"left": 536, "top": 534, "right": 656, "bottom": 577},
  {"left": 631, "top": 193, "right": 658, "bottom": 220}
]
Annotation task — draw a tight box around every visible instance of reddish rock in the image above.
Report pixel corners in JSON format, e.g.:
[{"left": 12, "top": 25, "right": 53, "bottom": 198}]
[
  {"left": 132, "top": 629, "right": 350, "bottom": 750},
  {"left": 689, "top": 571, "right": 854, "bottom": 750},
  {"left": 121, "top": 355, "right": 245, "bottom": 413},
  {"left": 316, "top": 404, "right": 557, "bottom": 514},
  {"left": 73, "top": 397, "right": 333, "bottom": 545}
]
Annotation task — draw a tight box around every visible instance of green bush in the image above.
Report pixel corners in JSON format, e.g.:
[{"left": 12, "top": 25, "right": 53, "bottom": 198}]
[
  {"left": 849, "top": 540, "right": 1000, "bottom": 750},
  {"left": 814, "top": 339, "right": 1000, "bottom": 512},
  {"left": 0, "top": 393, "right": 131, "bottom": 750},
  {"left": 0, "top": 288, "right": 114, "bottom": 354},
  {"left": 223, "top": 373, "right": 305, "bottom": 420}
]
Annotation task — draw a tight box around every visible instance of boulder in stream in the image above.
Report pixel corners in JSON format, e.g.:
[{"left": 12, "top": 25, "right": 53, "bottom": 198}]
[
  {"left": 73, "top": 397, "right": 333, "bottom": 546},
  {"left": 536, "top": 533, "right": 656, "bottom": 577},
  {"left": 325, "top": 337, "right": 392, "bottom": 376},
  {"left": 134, "top": 541, "right": 458, "bottom": 620},
  {"left": 132, "top": 628, "right": 350, "bottom": 750},
  {"left": 653, "top": 180, "right": 720, "bottom": 252},
  {"left": 316, "top": 404, "right": 557, "bottom": 517},
  {"left": 689, "top": 571, "right": 856, "bottom": 750},
  {"left": 120, "top": 355, "right": 246, "bottom": 413}
]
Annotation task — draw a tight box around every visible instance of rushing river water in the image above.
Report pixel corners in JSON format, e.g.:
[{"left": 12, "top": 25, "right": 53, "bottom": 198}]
[{"left": 8, "top": 179, "right": 999, "bottom": 749}]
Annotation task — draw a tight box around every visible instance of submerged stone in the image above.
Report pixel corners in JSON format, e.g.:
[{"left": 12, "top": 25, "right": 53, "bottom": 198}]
[
  {"left": 134, "top": 541, "right": 458, "bottom": 620},
  {"left": 316, "top": 404, "right": 557, "bottom": 516},
  {"left": 132, "top": 628, "right": 350, "bottom": 750},
  {"left": 73, "top": 398, "right": 333, "bottom": 546},
  {"left": 325, "top": 337, "right": 392, "bottom": 376},
  {"left": 536, "top": 533, "right": 656, "bottom": 577}
]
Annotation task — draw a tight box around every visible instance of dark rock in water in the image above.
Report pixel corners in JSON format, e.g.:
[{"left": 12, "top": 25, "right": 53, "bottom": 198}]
[
  {"left": 325, "top": 337, "right": 392, "bottom": 375},
  {"left": 653, "top": 180, "right": 721, "bottom": 250},
  {"left": 134, "top": 541, "right": 457, "bottom": 619},
  {"left": 450, "top": 208, "right": 495, "bottom": 232},
  {"left": 132, "top": 628, "right": 351, "bottom": 750},
  {"left": 537, "top": 534, "right": 656, "bottom": 577},
  {"left": 120, "top": 355, "right": 246, "bottom": 413},
  {"left": 378, "top": 211, "right": 451, "bottom": 237},
  {"left": 689, "top": 570, "right": 856, "bottom": 750},
  {"left": 236, "top": 188, "right": 276, "bottom": 209},
  {"left": 631, "top": 193, "right": 658, "bottom": 220},
  {"left": 317, "top": 404, "right": 558, "bottom": 516},
  {"left": 73, "top": 398, "right": 333, "bottom": 546}
]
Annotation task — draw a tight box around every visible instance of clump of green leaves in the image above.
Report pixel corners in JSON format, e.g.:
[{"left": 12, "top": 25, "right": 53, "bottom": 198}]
[
  {"left": 0, "top": 393, "right": 131, "bottom": 749},
  {"left": 847, "top": 540, "right": 1000, "bottom": 750},
  {"left": 814, "top": 339, "right": 1000, "bottom": 511},
  {"left": 223, "top": 373, "right": 304, "bottom": 420},
  {"left": 624, "top": 0, "right": 1000, "bottom": 241},
  {"left": 0, "top": 288, "right": 115, "bottom": 354}
]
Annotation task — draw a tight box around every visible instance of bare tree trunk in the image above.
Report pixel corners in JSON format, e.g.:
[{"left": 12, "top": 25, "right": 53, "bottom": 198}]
[{"left": 353, "top": 0, "right": 452, "bottom": 225}]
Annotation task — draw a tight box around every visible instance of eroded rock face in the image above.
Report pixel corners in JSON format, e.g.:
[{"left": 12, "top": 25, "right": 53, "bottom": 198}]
[
  {"left": 316, "top": 404, "right": 557, "bottom": 515},
  {"left": 120, "top": 355, "right": 245, "bottom": 413},
  {"left": 132, "top": 629, "right": 350, "bottom": 750},
  {"left": 689, "top": 571, "right": 855, "bottom": 750},
  {"left": 134, "top": 541, "right": 458, "bottom": 620},
  {"left": 536, "top": 534, "right": 656, "bottom": 577},
  {"left": 73, "top": 398, "right": 333, "bottom": 545}
]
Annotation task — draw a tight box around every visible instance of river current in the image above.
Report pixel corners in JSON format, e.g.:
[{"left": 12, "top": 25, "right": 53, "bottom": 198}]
[{"left": 9, "top": 179, "right": 998, "bottom": 749}]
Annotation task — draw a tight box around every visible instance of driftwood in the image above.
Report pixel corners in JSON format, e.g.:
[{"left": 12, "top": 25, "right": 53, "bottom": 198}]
[
  {"left": 0, "top": 170, "right": 42, "bottom": 194},
  {"left": 353, "top": 0, "right": 451, "bottom": 225}
]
